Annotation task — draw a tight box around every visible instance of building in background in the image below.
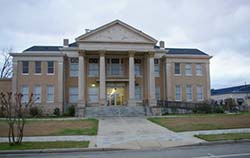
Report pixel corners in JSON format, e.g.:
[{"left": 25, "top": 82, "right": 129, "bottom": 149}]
[
  {"left": 9, "top": 20, "right": 212, "bottom": 116},
  {"left": 211, "top": 84, "right": 250, "bottom": 106}
]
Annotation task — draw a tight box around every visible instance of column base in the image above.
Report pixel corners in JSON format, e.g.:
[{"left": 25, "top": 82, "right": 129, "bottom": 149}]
[
  {"left": 128, "top": 99, "right": 136, "bottom": 106},
  {"left": 76, "top": 102, "right": 85, "bottom": 117},
  {"left": 99, "top": 98, "right": 107, "bottom": 106},
  {"left": 148, "top": 99, "right": 157, "bottom": 107}
]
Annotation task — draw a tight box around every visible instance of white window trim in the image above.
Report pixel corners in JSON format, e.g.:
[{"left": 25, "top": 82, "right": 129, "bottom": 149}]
[
  {"left": 196, "top": 64, "right": 203, "bottom": 76},
  {"left": 33, "top": 86, "right": 41, "bottom": 103},
  {"left": 88, "top": 87, "right": 99, "bottom": 103},
  {"left": 46, "top": 85, "right": 54, "bottom": 103},
  {"left": 185, "top": 64, "right": 192, "bottom": 76},
  {"left": 135, "top": 86, "right": 143, "bottom": 101},
  {"left": 197, "top": 85, "right": 204, "bottom": 101},
  {"left": 175, "top": 85, "right": 182, "bottom": 101},
  {"left": 174, "top": 63, "right": 181, "bottom": 76},
  {"left": 69, "top": 87, "right": 78, "bottom": 103},
  {"left": 186, "top": 85, "right": 193, "bottom": 101}
]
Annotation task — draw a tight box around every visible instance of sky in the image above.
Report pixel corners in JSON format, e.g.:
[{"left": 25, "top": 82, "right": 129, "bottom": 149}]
[{"left": 0, "top": 0, "right": 249, "bottom": 89}]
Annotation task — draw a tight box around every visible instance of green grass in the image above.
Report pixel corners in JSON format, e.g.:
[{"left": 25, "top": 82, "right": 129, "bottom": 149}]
[
  {"left": 195, "top": 133, "right": 250, "bottom": 141},
  {"left": 0, "top": 141, "right": 89, "bottom": 150},
  {"left": 0, "top": 118, "right": 99, "bottom": 136},
  {"left": 148, "top": 113, "right": 250, "bottom": 132}
]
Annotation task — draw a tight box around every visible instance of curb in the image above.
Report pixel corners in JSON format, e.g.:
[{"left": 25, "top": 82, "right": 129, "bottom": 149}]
[
  {"left": 1, "top": 139, "right": 250, "bottom": 155},
  {"left": 0, "top": 147, "right": 127, "bottom": 155}
]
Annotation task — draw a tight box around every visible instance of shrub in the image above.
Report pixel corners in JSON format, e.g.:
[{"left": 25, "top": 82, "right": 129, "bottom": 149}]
[
  {"left": 193, "top": 102, "right": 212, "bottom": 114},
  {"left": 53, "top": 107, "right": 60, "bottom": 116},
  {"left": 29, "top": 106, "right": 42, "bottom": 117},
  {"left": 67, "top": 105, "right": 75, "bottom": 116},
  {"left": 214, "top": 106, "right": 224, "bottom": 113}
]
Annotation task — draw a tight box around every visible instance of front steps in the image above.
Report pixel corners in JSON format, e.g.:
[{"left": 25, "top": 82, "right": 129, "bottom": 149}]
[{"left": 85, "top": 105, "right": 152, "bottom": 117}]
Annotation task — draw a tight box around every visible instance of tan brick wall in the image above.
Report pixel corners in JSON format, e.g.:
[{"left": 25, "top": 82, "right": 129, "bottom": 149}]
[
  {"left": 0, "top": 79, "right": 12, "bottom": 93},
  {"left": 166, "top": 57, "right": 210, "bottom": 102}
]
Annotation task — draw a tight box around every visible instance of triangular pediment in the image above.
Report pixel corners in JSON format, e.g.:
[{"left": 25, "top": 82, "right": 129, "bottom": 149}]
[{"left": 76, "top": 20, "right": 157, "bottom": 44}]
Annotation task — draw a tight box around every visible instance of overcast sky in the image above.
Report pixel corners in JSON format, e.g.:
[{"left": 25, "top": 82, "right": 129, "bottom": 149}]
[{"left": 0, "top": 0, "right": 249, "bottom": 89}]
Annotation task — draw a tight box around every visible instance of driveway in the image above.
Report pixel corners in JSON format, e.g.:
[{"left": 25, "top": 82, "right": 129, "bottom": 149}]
[{"left": 90, "top": 117, "right": 204, "bottom": 149}]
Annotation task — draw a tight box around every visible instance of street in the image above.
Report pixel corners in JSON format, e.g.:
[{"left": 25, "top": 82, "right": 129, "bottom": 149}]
[{"left": 1, "top": 142, "right": 250, "bottom": 158}]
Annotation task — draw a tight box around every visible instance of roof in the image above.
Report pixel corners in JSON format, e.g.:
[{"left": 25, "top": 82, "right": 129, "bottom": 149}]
[
  {"left": 165, "top": 48, "right": 209, "bottom": 56},
  {"left": 211, "top": 84, "right": 250, "bottom": 95},
  {"left": 75, "top": 19, "right": 158, "bottom": 43},
  {"left": 23, "top": 46, "right": 62, "bottom": 52},
  {"left": 23, "top": 42, "right": 77, "bottom": 52}
]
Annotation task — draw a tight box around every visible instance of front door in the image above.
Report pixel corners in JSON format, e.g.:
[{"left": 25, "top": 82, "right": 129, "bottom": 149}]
[{"left": 107, "top": 87, "right": 125, "bottom": 106}]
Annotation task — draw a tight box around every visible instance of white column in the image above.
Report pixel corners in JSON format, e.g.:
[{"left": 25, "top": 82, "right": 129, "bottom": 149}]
[
  {"left": 166, "top": 62, "right": 172, "bottom": 101},
  {"left": 12, "top": 60, "right": 18, "bottom": 96},
  {"left": 128, "top": 51, "right": 136, "bottom": 106},
  {"left": 148, "top": 52, "right": 156, "bottom": 106},
  {"left": 99, "top": 51, "right": 106, "bottom": 106},
  {"left": 77, "top": 52, "right": 85, "bottom": 117},
  {"left": 58, "top": 60, "right": 64, "bottom": 106},
  {"left": 206, "top": 62, "right": 211, "bottom": 100}
]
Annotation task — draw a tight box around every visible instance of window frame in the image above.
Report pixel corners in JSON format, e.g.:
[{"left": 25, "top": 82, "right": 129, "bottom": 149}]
[
  {"left": 88, "top": 86, "right": 99, "bottom": 103},
  {"left": 155, "top": 86, "right": 160, "bottom": 100},
  {"left": 174, "top": 63, "right": 181, "bottom": 76},
  {"left": 47, "top": 61, "right": 54, "bottom": 74},
  {"left": 185, "top": 64, "right": 192, "bottom": 76},
  {"left": 186, "top": 85, "right": 193, "bottom": 101},
  {"left": 22, "top": 61, "right": 29, "bottom": 75},
  {"left": 134, "top": 59, "right": 142, "bottom": 77},
  {"left": 69, "top": 87, "right": 78, "bottom": 103},
  {"left": 107, "top": 58, "right": 124, "bottom": 77},
  {"left": 88, "top": 58, "right": 99, "bottom": 77},
  {"left": 175, "top": 85, "right": 182, "bottom": 101},
  {"left": 154, "top": 59, "right": 160, "bottom": 77},
  {"left": 70, "top": 58, "right": 79, "bottom": 77},
  {"left": 35, "top": 61, "right": 42, "bottom": 74},
  {"left": 46, "top": 85, "right": 54, "bottom": 103},
  {"left": 135, "top": 85, "right": 142, "bottom": 101},
  {"left": 21, "top": 85, "right": 29, "bottom": 103},
  {"left": 196, "top": 64, "right": 203, "bottom": 76},
  {"left": 33, "top": 85, "right": 41, "bottom": 103},
  {"left": 197, "top": 85, "right": 204, "bottom": 101}
]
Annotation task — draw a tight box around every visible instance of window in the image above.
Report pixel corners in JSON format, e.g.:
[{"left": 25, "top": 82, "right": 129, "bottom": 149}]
[
  {"left": 107, "top": 58, "right": 124, "bottom": 76},
  {"left": 155, "top": 86, "right": 160, "bottom": 100},
  {"left": 33, "top": 85, "right": 41, "bottom": 103},
  {"left": 186, "top": 85, "right": 192, "bottom": 101},
  {"left": 69, "top": 87, "right": 78, "bottom": 103},
  {"left": 47, "top": 85, "right": 54, "bottom": 103},
  {"left": 196, "top": 64, "right": 202, "bottom": 76},
  {"left": 35, "top": 61, "right": 41, "bottom": 74},
  {"left": 88, "top": 87, "right": 99, "bottom": 102},
  {"left": 135, "top": 59, "right": 142, "bottom": 76},
  {"left": 21, "top": 85, "right": 29, "bottom": 103},
  {"left": 175, "top": 85, "right": 182, "bottom": 101},
  {"left": 22, "top": 61, "right": 29, "bottom": 74},
  {"left": 70, "top": 58, "right": 79, "bottom": 77},
  {"left": 197, "top": 85, "right": 203, "bottom": 101},
  {"left": 47, "top": 61, "right": 54, "bottom": 74},
  {"left": 185, "top": 64, "right": 192, "bottom": 76},
  {"left": 135, "top": 86, "right": 142, "bottom": 100},
  {"left": 174, "top": 63, "right": 181, "bottom": 75},
  {"left": 154, "top": 59, "right": 160, "bottom": 77},
  {"left": 88, "top": 58, "right": 99, "bottom": 77}
]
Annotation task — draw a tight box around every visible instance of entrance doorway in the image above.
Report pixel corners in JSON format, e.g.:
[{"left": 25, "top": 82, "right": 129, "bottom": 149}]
[{"left": 107, "top": 87, "right": 125, "bottom": 106}]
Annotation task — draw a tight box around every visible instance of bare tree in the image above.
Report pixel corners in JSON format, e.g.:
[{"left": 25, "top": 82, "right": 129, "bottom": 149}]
[
  {"left": 0, "top": 48, "right": 12, "bottom": 78},
  {"left": 0, "top": 92, "right": 34, "bottom": 145}
]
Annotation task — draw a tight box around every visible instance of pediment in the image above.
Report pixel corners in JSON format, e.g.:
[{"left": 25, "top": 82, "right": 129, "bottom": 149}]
[{"left": 76, "top": 20, "right": 157, "bottom": 44}]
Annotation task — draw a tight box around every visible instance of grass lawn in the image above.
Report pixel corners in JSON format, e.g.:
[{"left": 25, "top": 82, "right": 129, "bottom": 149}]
[
  {"left": 0, "top": 119, "right": 98, "bottom": 136},
  {"left": 148, "top": 113, "right": 250, "bottom": 132},
  {"left": 195, "top": 133, "right": 250, "bottom": 141},
  {"left": 0, "top": 141, "right": 89, "bottom": 150}
]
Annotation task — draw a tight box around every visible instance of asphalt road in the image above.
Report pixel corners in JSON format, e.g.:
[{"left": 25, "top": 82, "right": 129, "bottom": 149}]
[{"left": 1, "top": 142, "right": 250, "bottom": 158}]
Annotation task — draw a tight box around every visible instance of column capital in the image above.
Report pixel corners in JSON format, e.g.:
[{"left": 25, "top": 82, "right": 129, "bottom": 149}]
[
  {"left": 128, "top": 50, "right": 135, "bottom": 57},
  {"left": 148, "top": 51, "right": 155, "bottom": 57},
  {"left": 99, "top": 50, "right": 106, "bottom": 56},
  {"left": 79, "top": 50, "right": 86, "bottom": 56}
]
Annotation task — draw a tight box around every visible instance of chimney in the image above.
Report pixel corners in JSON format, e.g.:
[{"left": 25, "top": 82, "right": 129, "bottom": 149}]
[
  {"left": 63, "top": 39, "right": 69, "bottom": 47},
  {"left": 85, "top": 29, "right": 91, "bottom": 33},
  {"left": 159, "top": 41, "right": 165, "bottom": 48}
]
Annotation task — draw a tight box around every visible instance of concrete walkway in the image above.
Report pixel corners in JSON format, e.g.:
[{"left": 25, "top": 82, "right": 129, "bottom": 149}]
[
  {"left": 1, "top": 117, "right": 250, "bottom": 150},
  {"left": 89, "top": 117, "right": 204, "bottom": 149}
]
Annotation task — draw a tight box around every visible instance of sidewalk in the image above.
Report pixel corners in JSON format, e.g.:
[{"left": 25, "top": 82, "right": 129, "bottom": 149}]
[{"left": 1, "top": 117, "right": 250, "bottom": 150}]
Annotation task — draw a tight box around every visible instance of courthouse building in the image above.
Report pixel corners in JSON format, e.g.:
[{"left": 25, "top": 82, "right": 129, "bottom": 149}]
[{"left": 10, "top": 20, "right": 212, "bottom": 116}]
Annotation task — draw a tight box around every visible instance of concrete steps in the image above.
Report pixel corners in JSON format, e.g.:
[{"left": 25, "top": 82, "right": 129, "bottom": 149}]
[{"left": 85, "top": 106, "right": 151, "bottom": 117}]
